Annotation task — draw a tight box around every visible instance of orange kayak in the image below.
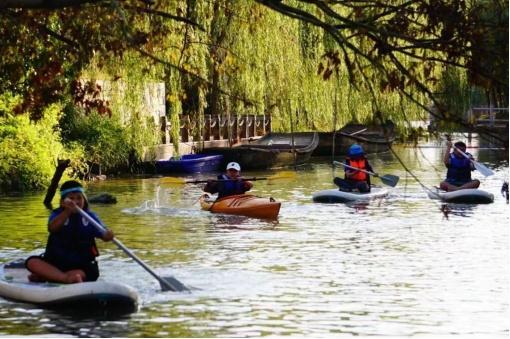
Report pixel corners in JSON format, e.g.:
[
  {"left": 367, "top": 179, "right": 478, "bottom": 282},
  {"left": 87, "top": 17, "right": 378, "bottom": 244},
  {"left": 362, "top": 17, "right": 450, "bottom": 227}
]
[{"left": 200, "top": 194, "right": 281, "bottom": 220}]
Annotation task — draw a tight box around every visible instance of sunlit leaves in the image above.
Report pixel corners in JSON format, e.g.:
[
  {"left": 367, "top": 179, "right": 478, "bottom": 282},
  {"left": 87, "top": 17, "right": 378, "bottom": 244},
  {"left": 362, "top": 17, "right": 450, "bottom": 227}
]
[
  {"left": 257, "top": 0, "right": 508, "bottom": 128},
  {"left": 0, "top": 1, "right": 200, "bottom": 119}
]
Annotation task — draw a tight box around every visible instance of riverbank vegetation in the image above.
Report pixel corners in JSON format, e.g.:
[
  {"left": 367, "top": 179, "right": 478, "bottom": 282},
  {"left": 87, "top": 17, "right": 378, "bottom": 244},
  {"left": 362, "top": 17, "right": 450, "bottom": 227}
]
[{"left": 0, "top": 0, "right": 507, "bottom": 192}]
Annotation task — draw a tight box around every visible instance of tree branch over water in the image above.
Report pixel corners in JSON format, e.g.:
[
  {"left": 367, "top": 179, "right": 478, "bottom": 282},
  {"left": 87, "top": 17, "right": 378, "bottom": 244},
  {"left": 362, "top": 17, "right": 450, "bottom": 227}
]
[
  {"left": 255, "top": 0, "right": 508, "bottom": 114},
  {"left": 0, "top": 0, "right": 102, "bottom": 9},
  {"left": 1, "top": 0, "right": 507, "bottom": 143}
]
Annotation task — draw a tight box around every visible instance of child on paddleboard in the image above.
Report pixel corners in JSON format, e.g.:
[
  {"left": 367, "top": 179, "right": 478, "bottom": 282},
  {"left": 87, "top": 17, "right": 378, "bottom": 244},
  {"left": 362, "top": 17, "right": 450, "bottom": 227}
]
[
  {"left": 25, "top": 180, "right": 114, "bottom": 283},
  {"left": 334, "top": 144, "right": 374, "bottom": 193},
  {"left": 439, "top": 140, "right": 480, "bottom": 192},
  {"left": 203, "top": 162, "right": 253, "bottom": 198}
]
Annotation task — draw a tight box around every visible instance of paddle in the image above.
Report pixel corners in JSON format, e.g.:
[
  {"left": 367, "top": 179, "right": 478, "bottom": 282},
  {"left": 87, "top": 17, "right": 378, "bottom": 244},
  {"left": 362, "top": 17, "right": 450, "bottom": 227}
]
[
  {"left": 451, "top": 144, "right": 494, "bottom": 177},
  {"left": 74, "top": 204, "right": 190, "bottom": 292},
  {"left": 333, "top": 161, "right": 399, "bottom": 187},
  {"left": 160, "top": 171, "right": 296, "bottom": 185}
]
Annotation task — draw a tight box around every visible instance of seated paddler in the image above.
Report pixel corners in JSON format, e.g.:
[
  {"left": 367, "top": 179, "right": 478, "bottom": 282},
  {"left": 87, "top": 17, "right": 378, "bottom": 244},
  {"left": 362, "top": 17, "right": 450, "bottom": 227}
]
[
  {"left": 439, "top": 140, "right": 480, "bottom": 192},
  {"left": 25, "top": 180, "right": 114, "bottom": 284},
  {"left": 203, "top": 162, "right": 253, "bottom": 199},
  {"left": 333, "top": 144, "right": 373, "bottom": 193}
]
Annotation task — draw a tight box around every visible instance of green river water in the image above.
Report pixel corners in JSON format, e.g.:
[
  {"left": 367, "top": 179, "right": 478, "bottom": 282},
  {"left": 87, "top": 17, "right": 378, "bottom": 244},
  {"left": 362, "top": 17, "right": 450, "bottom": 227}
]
[{"left": 0, "top": 139, "right": 508, "bottom": 338}]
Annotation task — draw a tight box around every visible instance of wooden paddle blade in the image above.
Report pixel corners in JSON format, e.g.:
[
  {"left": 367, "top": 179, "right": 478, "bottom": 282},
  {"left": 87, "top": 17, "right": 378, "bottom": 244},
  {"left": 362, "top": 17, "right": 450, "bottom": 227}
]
[
  {"left": 473, "top": 161, "right": 494, "bottom": 177},
  {"left": 159, "top": 177, "right": 186, "bottom": 185},
  {"left": 380, "top": 174, "right": 399, "bottom": 187},
  {"left": 267, "top": 171, "right": 296, "bottom": 180},
  {"left": 160, "top": 276, "right": 190, "bottom": 292}
]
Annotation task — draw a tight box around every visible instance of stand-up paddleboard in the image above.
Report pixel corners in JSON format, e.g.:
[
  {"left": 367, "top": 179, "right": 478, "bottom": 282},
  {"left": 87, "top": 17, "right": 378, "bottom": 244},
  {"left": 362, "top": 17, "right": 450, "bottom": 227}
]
[
  {"left": 312, "top": 187, "right": 389, "bottom": 203},
  {"left": 427, "top": 188, "right": 494, "bottom": 204},
  {"left": 0, "top": 259, "right": 138, "bottom": 314}
]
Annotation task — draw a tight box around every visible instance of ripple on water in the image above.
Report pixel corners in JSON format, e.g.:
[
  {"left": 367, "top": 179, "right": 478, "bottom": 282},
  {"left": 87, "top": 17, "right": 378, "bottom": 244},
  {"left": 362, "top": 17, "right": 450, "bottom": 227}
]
[{"left": 0, "top": 144, "right": 508, "bottom": 337}]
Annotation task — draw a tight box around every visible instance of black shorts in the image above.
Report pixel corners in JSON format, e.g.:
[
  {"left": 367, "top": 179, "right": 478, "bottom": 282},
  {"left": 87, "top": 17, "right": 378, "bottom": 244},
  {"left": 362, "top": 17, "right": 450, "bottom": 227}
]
[
  {"left": 333, "top": 177, "right": 370, "bottom": 193},
  {"left": 25, "top": 254, "right": 99, "bottom": 282},
  {"left": 445, "top": 178, "right": 470, "bottom": 186}
]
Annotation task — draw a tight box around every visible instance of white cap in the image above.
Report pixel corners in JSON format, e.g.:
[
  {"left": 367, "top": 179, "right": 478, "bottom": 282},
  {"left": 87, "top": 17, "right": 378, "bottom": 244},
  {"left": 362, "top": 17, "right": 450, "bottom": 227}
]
[{"left": 226, "top": 162, "right": 241, "bottom": 171}]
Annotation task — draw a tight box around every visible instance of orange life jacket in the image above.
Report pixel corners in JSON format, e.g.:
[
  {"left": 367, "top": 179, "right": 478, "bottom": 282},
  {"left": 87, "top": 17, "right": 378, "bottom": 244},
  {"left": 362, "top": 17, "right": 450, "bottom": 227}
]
[{"left": 346, "top": 158, "right": 368, "bottom": 181}]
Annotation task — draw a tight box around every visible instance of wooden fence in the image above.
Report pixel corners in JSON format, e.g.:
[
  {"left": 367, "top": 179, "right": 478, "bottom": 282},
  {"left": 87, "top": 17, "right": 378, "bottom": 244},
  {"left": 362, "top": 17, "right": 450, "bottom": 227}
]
[
  {"left": 161, "top": 114, "right": 272, "bottom": 144},
  {"left": 466, "top": 107, "right": 509, "bottom": 128}
]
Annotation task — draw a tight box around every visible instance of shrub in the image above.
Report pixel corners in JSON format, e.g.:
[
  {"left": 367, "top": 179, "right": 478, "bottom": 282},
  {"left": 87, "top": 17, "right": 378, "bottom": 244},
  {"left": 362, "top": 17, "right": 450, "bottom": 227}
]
[{"left": 0, "top": 96, "right": 84, "bottom": 192}]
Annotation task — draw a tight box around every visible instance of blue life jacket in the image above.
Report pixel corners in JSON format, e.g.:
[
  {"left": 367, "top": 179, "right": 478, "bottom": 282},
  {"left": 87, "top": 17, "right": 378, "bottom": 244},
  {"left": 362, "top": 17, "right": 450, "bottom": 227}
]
[
  {"left": 446, "top": 153, "right": 472, "bottom": 182},
  {"left": 217, "top": 174, "right": 247, "bottom": 198},
  {"left": 44, "top": 208, "right": 103, "bottom": 268}
]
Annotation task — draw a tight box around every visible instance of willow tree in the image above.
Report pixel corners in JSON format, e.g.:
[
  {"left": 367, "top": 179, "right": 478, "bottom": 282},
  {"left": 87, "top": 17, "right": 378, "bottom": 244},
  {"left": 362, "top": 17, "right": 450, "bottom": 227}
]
[
  {"left": 0, "top": 0, "right": 204, "bottom": 120},
  {"left": 255, "top": 0, "right": 508, "bottom": 144},
  {"left": 1, "top": 0, "right": 507, "bottom": 146}
]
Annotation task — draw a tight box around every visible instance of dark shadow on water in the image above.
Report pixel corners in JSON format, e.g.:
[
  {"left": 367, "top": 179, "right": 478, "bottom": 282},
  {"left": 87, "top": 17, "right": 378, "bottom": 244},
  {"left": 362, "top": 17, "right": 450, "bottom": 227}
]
[
  {"left": 440, "top": 203, "right": 478, "bottom": 219},
  {"left": 1, "top": 302, "right": 135, "bottom": 337},
  {"left": 207, "top": 214, "right": 278, "bottom": 231},
  {"left": 344, "top": 197, "right": 387, "bottom": 213},
  {"left": 345, "top": 201, "right": 370, "bottom": 213}
]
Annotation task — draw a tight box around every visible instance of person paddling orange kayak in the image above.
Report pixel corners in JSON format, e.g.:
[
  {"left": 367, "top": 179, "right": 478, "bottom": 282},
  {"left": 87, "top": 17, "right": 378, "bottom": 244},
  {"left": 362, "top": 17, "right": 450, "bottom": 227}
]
[{"left": 203, "top": 162, "right": 253, "bottom": 199}]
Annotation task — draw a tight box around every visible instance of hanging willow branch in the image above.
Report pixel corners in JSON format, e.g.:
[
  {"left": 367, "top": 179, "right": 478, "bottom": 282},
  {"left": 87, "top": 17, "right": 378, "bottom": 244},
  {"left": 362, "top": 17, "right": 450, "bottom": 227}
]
[{"left": 137, "top": 48, "right": 261, "bottom": 108}]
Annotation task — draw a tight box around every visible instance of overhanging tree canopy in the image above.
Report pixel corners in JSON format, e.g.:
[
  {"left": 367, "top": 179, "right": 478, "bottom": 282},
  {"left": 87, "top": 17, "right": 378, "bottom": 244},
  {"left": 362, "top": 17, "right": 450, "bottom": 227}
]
[
  {"left": 0, "top": 0, "right": 508, "bottom": 143},
  {"left": 256, "top": 1, "right": 508, "bottom": 121}
]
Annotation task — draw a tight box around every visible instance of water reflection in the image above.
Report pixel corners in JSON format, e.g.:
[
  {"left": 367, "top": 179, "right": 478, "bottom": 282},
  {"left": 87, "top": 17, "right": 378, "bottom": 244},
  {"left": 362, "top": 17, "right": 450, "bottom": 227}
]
[
  {"left": 207, "top": 215, "right": 278, "bottom": 231},
  {"left": 0, "top": 304, "right": 133, "bottom": 337},
  {"left": 0, "top": 138, "right": 508, "bottom": 337},
  {"left": 122, "top": 187, "right": 279, "bottom": 230}
]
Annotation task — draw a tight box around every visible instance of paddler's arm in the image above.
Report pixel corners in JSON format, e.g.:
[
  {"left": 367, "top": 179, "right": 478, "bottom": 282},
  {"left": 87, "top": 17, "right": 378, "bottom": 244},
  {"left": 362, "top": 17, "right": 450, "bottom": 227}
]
[
  {"left": 243, "top": 180, "right": 253, "bottom": 191},
  {"left": 366, "top": 161, "right": 374, "bottom": 174},
  {"left": 344, "top": 162, "right": 358, "bottom": 179},
  {"left": 345, "top": 170, "right": 356, "bottom": 179},
  {"left": 101, "top": 229, "right": 114, "bottom": 241},
  {"left": 466, "top": 152, "right": 476, "bottom": 170},
  {"left": 92, "top": 215, "right": 114, "bottom": 242},
  {"left": 203, "top": 180, "right": 218, "bottom": 194},
  {"left": 48, "top": 199, "right": 75, "bottom": 233},
  {"left": 443, "top": 140, "right": 452, "bottom": 167}
]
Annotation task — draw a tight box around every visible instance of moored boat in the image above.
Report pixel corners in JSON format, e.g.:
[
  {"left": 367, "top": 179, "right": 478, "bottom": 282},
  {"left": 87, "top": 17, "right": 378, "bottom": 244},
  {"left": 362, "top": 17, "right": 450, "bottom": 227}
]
[
  {"left": 200, "top": 193, "right": 281, "bottom": 219},
  {"left": 312, "top": 187, "right": 389, "bottom": 203},
  {"left": 427, "top": 188, "right": 494, "bottom": 204},
  {"left": 0, "top": 259, "right": 139, "bottom": 314},
  {"left": 311, "top": 121, "right": 396, "bottom": 156},
  {"left": 200, "top": 132, "right": 319, "bottom": 169},
  {"left": 156, "top": 154, "right": 223, "bottom": 173}
]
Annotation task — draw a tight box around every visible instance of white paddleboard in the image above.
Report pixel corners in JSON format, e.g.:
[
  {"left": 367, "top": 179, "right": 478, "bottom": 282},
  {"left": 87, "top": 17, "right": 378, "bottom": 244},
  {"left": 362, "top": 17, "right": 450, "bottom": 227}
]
[
  {"left": 0, "top": 259, "right": 138, "bottom": 314},
  {"left": 312, "top": 187, "right": 389, "bottom": 203},
  {"left": 427, "top": 188, "right": 494, "bottom": 204}
]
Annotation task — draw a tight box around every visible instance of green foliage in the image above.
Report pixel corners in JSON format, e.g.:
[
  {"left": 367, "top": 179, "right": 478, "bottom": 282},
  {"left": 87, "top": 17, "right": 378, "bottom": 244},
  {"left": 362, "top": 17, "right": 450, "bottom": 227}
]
[
  {"left": 0, "top": 93, "right": 20, "bottom": 117},
  {"left": 61, "top": 55, "right": 162, "bottom": 175},
  {"left": 436, "top": 67, "right": 471, "bottom": 118},
  {"left": 60, "top": 105, "right": 132, "bottom": 175},
  {"left": 467, "top": 0, "right": 509, "bottom": 107},
  {"left": 0, "top": 0, "right": 507, "bottom": 192},
  {"left": 432, "top": 66, "right": 498, "bottom": 132},
  {"left": 0, "top": 97, "right": 84, "bottom": 192}
]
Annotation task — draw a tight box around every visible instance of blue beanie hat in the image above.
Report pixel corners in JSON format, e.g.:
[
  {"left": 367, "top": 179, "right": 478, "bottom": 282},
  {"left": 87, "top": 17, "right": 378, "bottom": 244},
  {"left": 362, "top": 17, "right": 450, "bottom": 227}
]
[{"left": 348, "top": 144, "right": 364, "bottom": 156}]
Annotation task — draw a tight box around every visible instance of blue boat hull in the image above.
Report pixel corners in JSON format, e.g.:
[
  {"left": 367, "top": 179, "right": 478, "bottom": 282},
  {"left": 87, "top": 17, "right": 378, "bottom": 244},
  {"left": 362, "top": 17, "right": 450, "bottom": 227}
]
[{"left": 156, "top": 154, "right": 223, "bottom": 173}]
